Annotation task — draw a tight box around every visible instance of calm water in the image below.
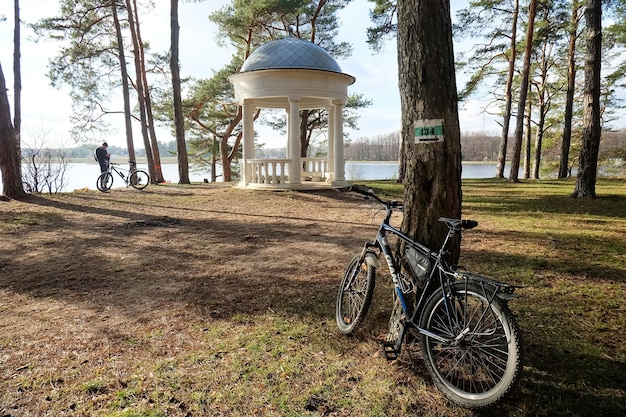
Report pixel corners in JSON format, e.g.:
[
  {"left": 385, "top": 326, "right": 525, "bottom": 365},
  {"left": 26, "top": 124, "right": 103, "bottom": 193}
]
[{"left": 4, "top": 161, "right": 516, "bottom": 193}]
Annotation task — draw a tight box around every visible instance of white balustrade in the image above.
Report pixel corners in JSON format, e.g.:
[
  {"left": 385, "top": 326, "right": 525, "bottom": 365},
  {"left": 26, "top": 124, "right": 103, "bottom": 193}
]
[
  {"left": 244, "top": 158, "right": 328, "bottom": 185},
  {"left": 301, "top": 158, "right": 327, "bottom": 181},
  {"left": 247, "top": 159, "right": 290, "bottom": 185}
]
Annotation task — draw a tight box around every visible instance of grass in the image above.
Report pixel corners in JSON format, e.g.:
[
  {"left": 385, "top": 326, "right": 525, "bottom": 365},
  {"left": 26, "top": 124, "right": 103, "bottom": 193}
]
[
  {"left": 1, "top": 177, "right": 624, "bottom": 416},
  {"left": 362, "top": 177, "right": 626, "bottom": 416}
]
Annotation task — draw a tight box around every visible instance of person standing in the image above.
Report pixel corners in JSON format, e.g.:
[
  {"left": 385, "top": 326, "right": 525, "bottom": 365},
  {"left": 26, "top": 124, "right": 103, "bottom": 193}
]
[{"left": 95, "top": 142, "right": 110, "bottom": 173}]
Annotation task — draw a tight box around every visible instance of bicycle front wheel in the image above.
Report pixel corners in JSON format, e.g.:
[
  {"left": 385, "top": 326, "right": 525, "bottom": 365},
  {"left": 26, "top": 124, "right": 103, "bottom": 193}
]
[
  {"left": 419, "top": 281, "right": 522, "bottom": 409},
  {"left": 97, "top": 172, "right": 113, "bottom": 192},
  {"left": 129, "top": 170, "right": 150, "bottom": 190},
  {"left": 336, "top": 253, "right": 376, "bottom": 335}
]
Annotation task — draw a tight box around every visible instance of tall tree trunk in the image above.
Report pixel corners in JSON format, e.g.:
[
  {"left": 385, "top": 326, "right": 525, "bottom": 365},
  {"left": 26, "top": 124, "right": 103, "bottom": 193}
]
[
  {"left": 300, "top": 109, "right": 310, "bottom": 157},
  {"left": 532, "top": 123, "right": 543, "bottom": 179},
  {"left": 111, "top": 1, "right": 137, "bottom": 170},
  {"left": 559, "top": 1, "right": 581, "bottom": 179},
  {"left": 13, "top": 0, "right": 21, "bottom": 156},
  {"left": 523, "top": 100, "right": 532, "bottom": 179},
  {"left": 571, "top": 0, "right": 601, "bottom": 198},
  {"left": 126, "top": 0, "right": 156, "bottom": 181},
  {"left": 496, "top": 0, "right": 519, "bottom": 178},
  {"left": 533, "top": 92, "right": 547, "bottom": 180},
  {"left": 0, "top": 61, "right": 25, "bottom": 198},
  {"left": 131, "top": 0, "right": 165, "bottom": 183},
  {"left": 170, "top": 0, "right": 190, "bottom": 184},
  {"left": 397, "top": 0, "right": 462, "bottom": 262},
  {"left": 509, "top": 0, "right": 536, "bottom": 183}
]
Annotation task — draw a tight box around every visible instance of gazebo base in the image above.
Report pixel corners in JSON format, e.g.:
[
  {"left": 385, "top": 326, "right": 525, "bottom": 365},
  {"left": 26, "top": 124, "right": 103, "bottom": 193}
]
[{"left": 238, "top": 180, "right": 351, "bottom": 191}]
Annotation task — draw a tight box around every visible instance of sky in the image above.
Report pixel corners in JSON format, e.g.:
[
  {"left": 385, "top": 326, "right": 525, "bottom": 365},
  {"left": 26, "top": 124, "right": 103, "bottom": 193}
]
[{"left": 0, "top": 0, "right": 501, "bottom": 150}]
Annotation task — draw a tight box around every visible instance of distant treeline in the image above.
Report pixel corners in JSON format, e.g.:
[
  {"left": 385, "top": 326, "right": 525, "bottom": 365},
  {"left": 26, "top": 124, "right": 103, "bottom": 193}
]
[
  {"left": 41, "top": 141, "right": 181, "bottom": 160},
  {"left": 30, "top": 131, "right": 626, "bottom": 163},
  {"left": 344, "top": 130, "right": 626, "bottom": 162}
]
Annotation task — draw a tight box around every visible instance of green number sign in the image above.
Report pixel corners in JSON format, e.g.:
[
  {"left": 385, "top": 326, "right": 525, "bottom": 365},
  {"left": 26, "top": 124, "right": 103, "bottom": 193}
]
[{"left": 414, "top": 119, "right": 444, "bottom": 143}]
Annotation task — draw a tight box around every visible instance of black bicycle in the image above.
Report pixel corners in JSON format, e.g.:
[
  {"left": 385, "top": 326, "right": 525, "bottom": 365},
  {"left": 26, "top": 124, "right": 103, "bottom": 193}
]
[
  {"left": 336, "top": 186, "right": 523, "bottom": 409},
  {"left": 97, "top": 162, "right": 150, "bottom": 192}
]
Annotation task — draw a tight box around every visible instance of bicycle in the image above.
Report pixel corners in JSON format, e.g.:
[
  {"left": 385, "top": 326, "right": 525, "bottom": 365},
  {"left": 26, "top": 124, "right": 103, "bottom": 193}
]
[
  {"left": 97, "top": 162, "right": 150, "bottom": 192},
  {"left": 336, "top": 186, "right": 523, "bottom": 409}
]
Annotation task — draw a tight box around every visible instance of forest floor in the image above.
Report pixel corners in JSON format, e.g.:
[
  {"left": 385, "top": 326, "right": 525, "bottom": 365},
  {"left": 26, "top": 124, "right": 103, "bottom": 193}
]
[{"left": 0, "top": 179, "right": 624, "bottom": 417}]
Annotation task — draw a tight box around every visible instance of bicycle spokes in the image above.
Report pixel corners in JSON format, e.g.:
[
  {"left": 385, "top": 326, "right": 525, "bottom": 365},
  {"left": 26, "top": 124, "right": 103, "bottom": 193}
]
[{"left": 425, "top": 291, "right": 510, "bottom": 393}]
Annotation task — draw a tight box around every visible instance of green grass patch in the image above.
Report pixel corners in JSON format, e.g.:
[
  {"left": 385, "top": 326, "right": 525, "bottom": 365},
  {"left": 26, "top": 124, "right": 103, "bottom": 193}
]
[{"left": 353, "top": 177, "right": 626, "bottom": 416}]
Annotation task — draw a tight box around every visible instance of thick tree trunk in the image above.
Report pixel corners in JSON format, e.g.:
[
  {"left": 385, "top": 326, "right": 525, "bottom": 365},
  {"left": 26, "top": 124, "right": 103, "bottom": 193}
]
[
  {"left": 170, "top": 0, "right": 190, "bottom": 184},
  {"left": 509, "top": 0, "right": 536, "bottom": 183},
  {"left": 0, "top": 62, "right": 25, "bottom": 198},
  {"left": 572, "top": 0, "right": 602, "bottom": 198},
  {"left": 397, "top": 0, "right": 462, "bottom": 262},
  {"left": 496, "top": 0, "right": 519, "bottom": 179}
]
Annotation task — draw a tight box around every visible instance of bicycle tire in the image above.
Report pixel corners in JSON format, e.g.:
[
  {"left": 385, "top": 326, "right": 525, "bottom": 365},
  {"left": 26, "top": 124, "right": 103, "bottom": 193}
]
[
  {"left": 96, "top": 172, "right": 113, "bottom": 192},
  {"left": 419, "top": 281, "right": 523, "bottom": 409},
  {"left": 336, "top": 253, "right": 376, "bottom": 335},
  {"left": 129, "top": 170, "right": 150, "bottom": 190}
]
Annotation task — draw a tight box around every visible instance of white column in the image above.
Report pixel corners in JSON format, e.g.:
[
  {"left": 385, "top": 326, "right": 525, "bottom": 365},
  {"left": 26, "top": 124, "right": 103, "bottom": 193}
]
[
  {"left": 327, "top": 105, "right": 335, "bottom": 182},
  {"left": 332, "top": 100, "right": 345, "bottom": 183},
  {"left": 241, "top": 101, "right": 255, "bottom": 186},
  {"left": 288, "top": 97, "right": 301, "bottom": 185}
]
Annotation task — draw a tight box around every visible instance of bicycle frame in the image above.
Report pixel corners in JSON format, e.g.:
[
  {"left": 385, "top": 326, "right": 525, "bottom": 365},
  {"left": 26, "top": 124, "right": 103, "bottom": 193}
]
[
  {"left": 109, "top": 163, "right": 139, "bottom": 185},
  {"left": 338, "top": 187, "right": 524, "bottom": 408},
  {"left": 356, "top": 199, "right": 516, "bottom": 355},
  {"left": 359, "top": 208, "right": 451, "bottom": 336}
]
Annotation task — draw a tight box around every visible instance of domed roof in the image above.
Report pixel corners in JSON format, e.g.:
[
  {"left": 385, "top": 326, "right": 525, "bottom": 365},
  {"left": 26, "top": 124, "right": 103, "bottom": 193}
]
[{"left": 240, "top": 37, "right": 344, "bottom": 73}]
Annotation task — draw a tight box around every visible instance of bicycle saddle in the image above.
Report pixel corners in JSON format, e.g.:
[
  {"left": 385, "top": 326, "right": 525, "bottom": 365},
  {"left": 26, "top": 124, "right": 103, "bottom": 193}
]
[{"left": 438, "top": 217, "right": 478, "bottom": 230}]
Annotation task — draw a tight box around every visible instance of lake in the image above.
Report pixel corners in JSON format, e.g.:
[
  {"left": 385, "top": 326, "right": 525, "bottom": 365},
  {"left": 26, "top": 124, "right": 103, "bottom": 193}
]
[{"left": 4, "top": 161, "right": 520, "bottom": 193}]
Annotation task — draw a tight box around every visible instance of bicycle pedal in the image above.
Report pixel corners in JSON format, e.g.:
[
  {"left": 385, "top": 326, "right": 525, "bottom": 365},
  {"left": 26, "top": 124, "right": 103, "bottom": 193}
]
[{"left": 381, "top": 342, "right": 400, "bottom": 361}]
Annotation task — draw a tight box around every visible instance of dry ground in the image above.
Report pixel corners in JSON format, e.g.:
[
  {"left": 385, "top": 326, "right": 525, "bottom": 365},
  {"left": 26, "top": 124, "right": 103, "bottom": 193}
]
[
  {"left": 5, "top": 182, "right": 622, "bottom": 417},
  {"left": 1, "top": 184, "right": 452, "bottom": 417}
]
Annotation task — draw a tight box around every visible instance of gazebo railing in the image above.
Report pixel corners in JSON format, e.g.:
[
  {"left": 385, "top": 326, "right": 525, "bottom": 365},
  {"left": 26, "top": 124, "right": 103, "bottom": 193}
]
[
  {"left": 247, "top": 159, "right": 290, "bottom": 185},
  {"left": 244, "top": 158, "right": 328, "bottom": 185},
  {"left": 301, "top": 158, "right": 327, "bottom": 181}
]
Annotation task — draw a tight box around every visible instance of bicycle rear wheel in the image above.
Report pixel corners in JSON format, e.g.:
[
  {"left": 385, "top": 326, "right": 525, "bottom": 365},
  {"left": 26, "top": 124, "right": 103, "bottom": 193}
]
[
  {"left": 336, "top": 253, "right": 376, "bottom": 335},
  {"left": 97, "top": 172, "right": 113, "bottom": 192},
  {"left": 129, "top": 170, "right": 150, "bottom": 190},
  {"left": 419, "top": 281, "right": 522, "bottom": 409}
]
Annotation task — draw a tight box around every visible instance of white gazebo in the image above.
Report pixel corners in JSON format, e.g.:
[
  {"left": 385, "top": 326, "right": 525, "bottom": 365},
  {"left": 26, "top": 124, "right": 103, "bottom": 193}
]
[{"left": 229, "top": 36, "right": 355, "bottom": 189}]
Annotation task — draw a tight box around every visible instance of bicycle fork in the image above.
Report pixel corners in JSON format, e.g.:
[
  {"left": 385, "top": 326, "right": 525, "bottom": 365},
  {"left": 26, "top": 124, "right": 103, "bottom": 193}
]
[{"left": 374, "top": 234, "right": 415, "bottom": 360}]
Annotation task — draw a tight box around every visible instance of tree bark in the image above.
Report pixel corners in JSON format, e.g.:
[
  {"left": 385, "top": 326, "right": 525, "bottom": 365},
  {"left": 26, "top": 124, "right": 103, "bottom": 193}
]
[
  {"left": 0, "top": 61, "right": 25, "bottom": 198},
  {"left": 496, "top": 0, "right": 519, "bottom": 179},
  {"left": 571, "top": 0, "right": 602, "bottom": 198},
  {"left": 126, "top": 0, "right": 157, "bottom": 181},
  {"left": 508, "top": 0, "right": 536, "bottom": 183},
  {"left": 131, "top": 0, "right": 165, "bottom": 183},
  {"left": 559, "top": 1, "right": 581, "bottom": 179},
  {"left": 523, "top": 100, "right": 531, "bottom": 179},
  {"left": 170, "top": 0, "right": 190, "bottom": 184},
  {"left": 111, "top": 1, "right": 137, "bottom": 170},
  {"left": 397, "top": 0, "right": 462, "bottom": 262},
  {"left": 13, "top": 0, "right": 21, "bottom": 156},
  {"left": 300, "top": 109, "right": 311, "bottom": 157}
]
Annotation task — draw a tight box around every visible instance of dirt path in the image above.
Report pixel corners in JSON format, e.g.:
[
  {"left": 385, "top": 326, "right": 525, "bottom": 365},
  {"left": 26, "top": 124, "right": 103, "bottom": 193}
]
[{"left": 2, "top": 185, "right": 428, "bottom": 416}]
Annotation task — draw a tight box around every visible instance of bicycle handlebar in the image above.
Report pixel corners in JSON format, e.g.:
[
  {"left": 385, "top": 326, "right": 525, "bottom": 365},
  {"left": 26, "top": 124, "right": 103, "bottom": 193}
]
[
  {"left": 350, "top": 185, "right": 402, "bottom": 209},
  {"left": 350, "top": 186, "right": 478, "bottom": 230}
]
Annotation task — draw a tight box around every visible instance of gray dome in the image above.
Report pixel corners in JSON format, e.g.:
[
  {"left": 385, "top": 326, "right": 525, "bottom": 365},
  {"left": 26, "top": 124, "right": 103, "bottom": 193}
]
[{"left": 240, "top": 37, "right": 343, "bottom": 73}]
